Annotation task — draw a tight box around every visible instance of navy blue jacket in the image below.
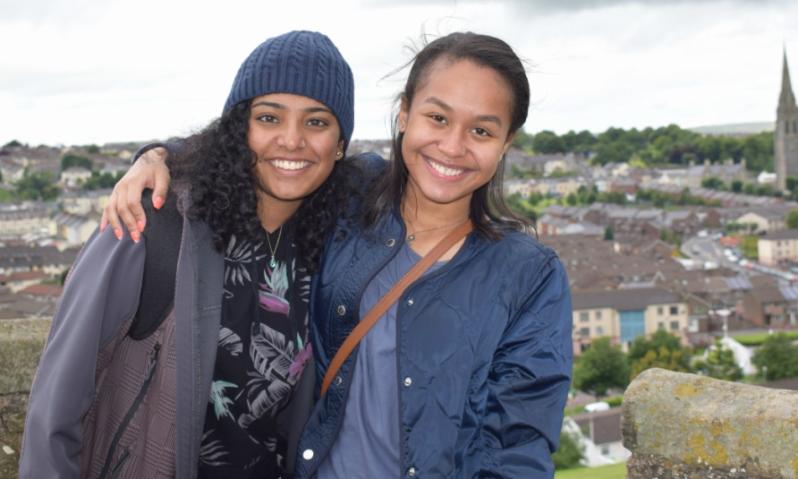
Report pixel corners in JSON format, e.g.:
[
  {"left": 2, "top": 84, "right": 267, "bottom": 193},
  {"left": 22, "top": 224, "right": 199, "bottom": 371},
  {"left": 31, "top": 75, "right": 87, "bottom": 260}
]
[{"left": 294, "top": 165, "right": 573, "bottom": 478}]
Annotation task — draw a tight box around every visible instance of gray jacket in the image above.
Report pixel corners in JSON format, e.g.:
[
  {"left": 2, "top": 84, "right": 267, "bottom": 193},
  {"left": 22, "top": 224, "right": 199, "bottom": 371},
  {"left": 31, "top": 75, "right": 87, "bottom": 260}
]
[{"left": 19, "top": 210, "right": 225, "bottom": 478}]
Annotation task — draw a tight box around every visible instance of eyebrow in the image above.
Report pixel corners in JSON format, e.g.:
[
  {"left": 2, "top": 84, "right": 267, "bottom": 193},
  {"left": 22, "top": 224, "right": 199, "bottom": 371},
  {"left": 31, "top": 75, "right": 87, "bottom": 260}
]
[
  {"left": 423, "top": 96, "right": 503, "bottom": 127},
  {"left": 251, "top": 101, "right": 332, "bottom": 114}
]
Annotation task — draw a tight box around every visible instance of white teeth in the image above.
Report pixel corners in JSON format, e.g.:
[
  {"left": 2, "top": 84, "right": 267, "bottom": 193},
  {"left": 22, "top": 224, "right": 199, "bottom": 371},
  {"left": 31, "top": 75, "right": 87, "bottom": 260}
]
[
  {"left": 428, "top": 159, "right": 464, "bottom": 177},
  {"left": 272, "top": 160, "right": 310, "bottom": 171}
]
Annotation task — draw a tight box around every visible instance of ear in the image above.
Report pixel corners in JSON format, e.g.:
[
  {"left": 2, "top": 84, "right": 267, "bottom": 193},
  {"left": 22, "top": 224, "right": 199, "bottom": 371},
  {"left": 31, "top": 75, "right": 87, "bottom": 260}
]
[
  {"left": 335, "top": 139, "right": 345, "bottom": 161},
  {"left": 398, "top": 95, "right": 409, "bottom": 133}
]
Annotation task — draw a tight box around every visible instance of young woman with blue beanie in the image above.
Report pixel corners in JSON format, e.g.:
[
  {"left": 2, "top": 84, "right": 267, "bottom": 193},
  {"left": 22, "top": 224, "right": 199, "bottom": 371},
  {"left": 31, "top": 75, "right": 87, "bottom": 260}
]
[
  {"left": 103, "top": 31, "right": 573, "bottom": 478},
  {"left": 20, "top": 30, "right": 357, "bottom": 479}
]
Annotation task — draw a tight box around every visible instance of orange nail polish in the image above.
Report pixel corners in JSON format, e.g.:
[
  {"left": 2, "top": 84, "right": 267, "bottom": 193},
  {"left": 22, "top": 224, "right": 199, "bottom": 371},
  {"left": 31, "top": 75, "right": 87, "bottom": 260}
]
[
  {"left": 114, "top": 228, "right": 122, "bottom": 240},
  {"left": 137, "top": 220, "right": 146, "bottom": 232},
  {"left": 153, "top": 196, "right": 164, "bottom": 209}
]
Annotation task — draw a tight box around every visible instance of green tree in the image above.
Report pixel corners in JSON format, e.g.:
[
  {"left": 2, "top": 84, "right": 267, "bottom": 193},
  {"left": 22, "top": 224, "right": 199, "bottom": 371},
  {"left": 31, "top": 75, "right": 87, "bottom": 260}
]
[
  {"left": 630, "top": 345, "right": 692, "bottom": 379},
  {"left": 788, "top": 209, "right": 798, "bottom": 229},
  {"left": 740, "top": 132, "right": 774, "bottom": 172},
  {"left": 752, "top": 334, "right": 798, "bottom": 380},
  {"left": 693, "top": 340, "right": 742, "bottom": 381},
  {"left": 603, "top": 225, "right": 614, "bottom": 241},
  {"left": 532, "top": 130, "right": 565, "bottom": 154},
  {"left": 510, "top": 164, "right": 539, "bottom": 179},
  {"left": 15, "top": 170, "right": 59, "bottom": 201},
  {"left": 86, "top": 144, "right": 101, "bottom": 154},
  {"left": 505, "top": 192, "right": 536, "bottom": 221},
  {"left": 573, "top": 337, "right": 629, "bottom": 397},
  {"left": 552, "top": 430, "right": 584, "bottom": 469},
  {"left": 561, "top": 130, "right": 597, "bottom": 156},
  {"left": 60, "top": 153, "right": 92, "bottom": 171},
  {"left": 701, "top": 177, "right": 725, "bottom": 190},
  {"left": 628, "top": 330, "right": 691, "bottom": 379},
  {"left": 739, "top": 235, "right": 758, "bottom": 260},
  {"left": 3, "top": 139, "right": 23, "bottom": 148},
  {"left": 83, "top": 171, "right": 124, "bottom": 190},
  {"left": 731, "top": 180, "right": 743, "bottom": 193}
]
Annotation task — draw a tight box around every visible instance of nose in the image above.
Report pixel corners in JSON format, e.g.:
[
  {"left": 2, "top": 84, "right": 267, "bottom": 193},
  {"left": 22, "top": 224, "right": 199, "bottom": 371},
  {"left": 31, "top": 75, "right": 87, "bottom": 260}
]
[
  {"left": 277, "top": 122, "right": 305, "bottom": 151},
  {"left": 437, "top": 128, "right": 466, "bottom": 158}
]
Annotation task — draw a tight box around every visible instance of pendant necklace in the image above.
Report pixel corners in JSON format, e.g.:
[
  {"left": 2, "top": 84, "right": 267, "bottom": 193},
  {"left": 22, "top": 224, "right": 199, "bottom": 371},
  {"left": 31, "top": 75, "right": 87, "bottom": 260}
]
[
  {"left": 406, "top": 218, "right": 469, "bottom": 242},
  {"left": 265, "top": 226, "right": 283, "bottom": 268}
]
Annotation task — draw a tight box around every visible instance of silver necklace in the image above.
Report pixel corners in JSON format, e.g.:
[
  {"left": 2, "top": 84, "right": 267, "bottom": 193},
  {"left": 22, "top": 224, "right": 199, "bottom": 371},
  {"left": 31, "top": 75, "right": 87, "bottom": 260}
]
[
  {"left": 406, "top": 218, "right": 469, "bottom": 242},
  {"left": 265, "top": 226, "right": 283, "bottom": 268}
]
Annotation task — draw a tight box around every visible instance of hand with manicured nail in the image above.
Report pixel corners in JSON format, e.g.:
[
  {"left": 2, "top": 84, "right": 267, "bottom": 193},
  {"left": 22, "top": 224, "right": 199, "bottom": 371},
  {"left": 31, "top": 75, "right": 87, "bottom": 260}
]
[{"left": 101, "top": 147, "right": 171, "bottom": 239}]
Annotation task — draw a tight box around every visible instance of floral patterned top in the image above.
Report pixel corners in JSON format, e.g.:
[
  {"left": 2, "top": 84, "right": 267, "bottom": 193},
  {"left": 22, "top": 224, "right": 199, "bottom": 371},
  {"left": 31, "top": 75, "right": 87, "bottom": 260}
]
[{"left": 198, "top": 221, "right": 312, "bottom": 479}]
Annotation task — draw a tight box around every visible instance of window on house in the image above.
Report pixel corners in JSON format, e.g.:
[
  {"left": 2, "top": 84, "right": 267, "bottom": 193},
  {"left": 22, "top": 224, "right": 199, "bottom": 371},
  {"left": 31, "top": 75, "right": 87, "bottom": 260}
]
[
  {"left": 671, "top": 321, "right": 680, "bottom": 331},
  {"left": 670, "top": 306, "right": 678, "bottom": 315},
  {"left": 658, "top": 322, "right": 665, "bottom": 330},
  {"left": 580, "top": 312, "right": 589, "bottom": 323},
  {"left": 579, "top": 327, "right": 590, "bottom": 337},
  {"left": 595, "top": 311, "right": 603, "bottom": 320},
  {"left": 601, "top": 446, "right": 610, "bottom": 456},
  {"left": 596, "top": 326, "right": 604, "bottom": 336},
  {"left": 657, "top": 306, "right": 664, "bottom": 315}
]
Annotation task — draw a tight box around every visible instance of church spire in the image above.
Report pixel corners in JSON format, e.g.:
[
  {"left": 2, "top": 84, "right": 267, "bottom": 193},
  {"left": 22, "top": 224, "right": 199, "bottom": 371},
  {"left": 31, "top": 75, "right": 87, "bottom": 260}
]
[{"left": 780, "top": 47, "right": 796, "bottom": 112}]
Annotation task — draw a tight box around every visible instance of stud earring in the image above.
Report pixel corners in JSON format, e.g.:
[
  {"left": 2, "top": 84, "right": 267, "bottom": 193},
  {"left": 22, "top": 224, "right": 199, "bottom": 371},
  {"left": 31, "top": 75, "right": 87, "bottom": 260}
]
[{"left": 336, "top": 151, "right": 343, "bottom": 159}]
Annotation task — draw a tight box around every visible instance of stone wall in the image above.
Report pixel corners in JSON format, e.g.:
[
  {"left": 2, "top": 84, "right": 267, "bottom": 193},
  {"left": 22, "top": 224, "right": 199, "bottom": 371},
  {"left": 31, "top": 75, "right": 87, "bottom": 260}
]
[
  {"left": 0, "top": 318, "right": 50, "bottom": 479},
  {"left": 623, "top": 368, "right": 798, "bottom": 479}
]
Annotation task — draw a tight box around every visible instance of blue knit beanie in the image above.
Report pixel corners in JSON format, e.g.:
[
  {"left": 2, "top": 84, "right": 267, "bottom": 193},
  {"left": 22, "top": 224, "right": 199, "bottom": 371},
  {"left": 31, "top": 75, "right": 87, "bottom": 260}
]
[{"left": 224, "top": 30, "right": 355, "bottom": 149}]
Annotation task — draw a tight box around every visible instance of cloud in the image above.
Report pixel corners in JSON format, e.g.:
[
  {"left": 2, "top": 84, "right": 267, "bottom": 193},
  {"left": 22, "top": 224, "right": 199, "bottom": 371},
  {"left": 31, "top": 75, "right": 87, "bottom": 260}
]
[{"left": 363, "top": 0, "right": 790, "bottom": 15}]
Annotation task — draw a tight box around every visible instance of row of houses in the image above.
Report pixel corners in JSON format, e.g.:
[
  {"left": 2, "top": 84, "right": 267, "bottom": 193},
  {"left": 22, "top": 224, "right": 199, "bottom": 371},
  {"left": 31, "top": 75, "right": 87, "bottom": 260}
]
[
  {"left": 541, "top": 231, "right": 798, "bottom": 351},
  {"left": 540, "top": 202, "right": 721, "bottom": 240},
  {"left": 540, "top": 202, "right": 796, "bottom": 243},
  {"left": 0, "top": 193, "right": 108, "bottom": 246}
]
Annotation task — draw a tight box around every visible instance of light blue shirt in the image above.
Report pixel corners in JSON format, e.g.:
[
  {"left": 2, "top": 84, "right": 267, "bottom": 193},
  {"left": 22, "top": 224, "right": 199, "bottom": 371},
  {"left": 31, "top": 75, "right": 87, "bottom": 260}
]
[{"left": 318, "top": 244, "right": 440, "bottom": 478}]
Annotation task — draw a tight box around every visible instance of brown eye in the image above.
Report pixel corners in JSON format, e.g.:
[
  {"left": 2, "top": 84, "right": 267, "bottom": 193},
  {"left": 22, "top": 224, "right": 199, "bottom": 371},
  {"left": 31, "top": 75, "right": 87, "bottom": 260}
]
[
  {"left": 307, "top": 118, "right": 329, "bottom": 127},
  {"left": 256, "top": 114, "right": 279, "bottom": 123}
]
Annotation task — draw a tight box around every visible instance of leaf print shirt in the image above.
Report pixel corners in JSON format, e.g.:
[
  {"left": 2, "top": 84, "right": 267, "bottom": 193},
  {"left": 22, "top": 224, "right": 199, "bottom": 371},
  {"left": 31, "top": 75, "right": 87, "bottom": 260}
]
[{"left": 198, "top": 221, "right": 311, "bottom": 479}]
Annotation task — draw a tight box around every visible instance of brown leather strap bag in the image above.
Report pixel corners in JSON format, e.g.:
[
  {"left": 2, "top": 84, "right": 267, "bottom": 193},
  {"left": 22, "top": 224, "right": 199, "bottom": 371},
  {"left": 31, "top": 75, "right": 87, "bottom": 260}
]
[{"left": 320, "top": 220, "right": 474, "bottom": 396}]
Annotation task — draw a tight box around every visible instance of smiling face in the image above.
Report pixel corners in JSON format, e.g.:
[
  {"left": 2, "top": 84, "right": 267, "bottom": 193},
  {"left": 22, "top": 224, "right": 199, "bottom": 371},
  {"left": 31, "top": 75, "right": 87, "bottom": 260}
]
[
  {"left": 398, "top": 58, "right": 515, "bottom": 216},
  {"left": 247, "top": 93, "right": 343, "bottom": 217}
]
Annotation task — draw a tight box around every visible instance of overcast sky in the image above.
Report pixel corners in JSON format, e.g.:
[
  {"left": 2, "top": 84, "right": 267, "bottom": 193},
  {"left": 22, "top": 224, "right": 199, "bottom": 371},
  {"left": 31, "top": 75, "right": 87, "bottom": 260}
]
[{"left": 1, "top": 0, "right": 797, "bottom": 146}]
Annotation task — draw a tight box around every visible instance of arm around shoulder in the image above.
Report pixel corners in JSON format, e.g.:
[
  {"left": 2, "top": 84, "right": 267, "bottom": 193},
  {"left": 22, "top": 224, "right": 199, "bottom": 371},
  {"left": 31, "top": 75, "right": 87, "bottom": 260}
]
[
  {"left": 474, "top": 255, "right": 573, "bottom": 478},
  {"left": 18, "top": 227, "right": 146, "bottom": 478}
]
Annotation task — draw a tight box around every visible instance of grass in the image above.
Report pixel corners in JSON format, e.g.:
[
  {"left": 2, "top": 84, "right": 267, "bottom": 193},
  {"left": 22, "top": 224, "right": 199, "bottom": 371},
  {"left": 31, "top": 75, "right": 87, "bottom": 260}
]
[
  {"left": 0, "top": 318, "right": 51, "bottom": 394},
  {"left": 555, "top": 462, "right": 626, "bottom": 479},
  {"left": 733, "top": 331, "right": 798, "bottom": 346},
  {"left": 0, "top": 318, "right": 51, "bottom": 479}
]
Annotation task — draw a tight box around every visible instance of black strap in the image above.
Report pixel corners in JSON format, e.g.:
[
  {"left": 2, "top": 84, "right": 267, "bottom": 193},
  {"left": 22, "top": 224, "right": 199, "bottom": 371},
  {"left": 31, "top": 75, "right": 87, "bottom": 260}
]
[{"left": 128, "top": 190, "right": 183, "bottom": 340}]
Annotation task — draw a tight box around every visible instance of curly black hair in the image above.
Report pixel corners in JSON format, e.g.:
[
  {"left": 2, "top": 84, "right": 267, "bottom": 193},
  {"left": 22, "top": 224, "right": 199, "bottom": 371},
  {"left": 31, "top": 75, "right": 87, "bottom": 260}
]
[{"left": 168, "top": 101, "right": 360, "bottom": 274}]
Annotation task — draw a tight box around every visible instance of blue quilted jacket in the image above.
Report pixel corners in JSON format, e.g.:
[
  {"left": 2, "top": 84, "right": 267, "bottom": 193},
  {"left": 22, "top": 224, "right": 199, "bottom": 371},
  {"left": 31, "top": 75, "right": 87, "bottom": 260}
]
[{"left": 294, "top": 169, "right": 573, "bottom": 478}]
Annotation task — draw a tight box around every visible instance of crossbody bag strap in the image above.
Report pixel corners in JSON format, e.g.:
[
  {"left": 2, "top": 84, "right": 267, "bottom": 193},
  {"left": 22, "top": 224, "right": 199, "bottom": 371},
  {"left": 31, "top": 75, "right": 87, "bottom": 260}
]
[{"left": 320, "top": 219, "right": 474, "bottom": 397}]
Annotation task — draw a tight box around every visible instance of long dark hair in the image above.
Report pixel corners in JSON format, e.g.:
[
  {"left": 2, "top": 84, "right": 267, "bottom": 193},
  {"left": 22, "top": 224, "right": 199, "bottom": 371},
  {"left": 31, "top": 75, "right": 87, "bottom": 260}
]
[
  {"left": 363, "top": 32, "right": 533, "bottom": 239},
  {"left": 169, "top": 101, "right": 358, "bottom": 273}
]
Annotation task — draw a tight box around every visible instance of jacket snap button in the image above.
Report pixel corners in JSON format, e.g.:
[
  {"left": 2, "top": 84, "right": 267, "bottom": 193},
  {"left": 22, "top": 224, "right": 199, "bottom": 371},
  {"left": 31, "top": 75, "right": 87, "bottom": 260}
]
[
  {"left": 336, "top": 305, "right": 346, "bottom": 316},
  {"left": 407, "top": 298, "right": 414, "bottom": 306},
  {"left": 407, "top": 466, "right": 417, "bottom": 477},
  {"left": 335, "top": 375, "right": 343, "bottom": 386},
  {"left": 302, "top": 449, "right": 314, "bottom": 460},
  {"left": 403, "top": 377, "right": 413, "bottom": 387},
  {"left": 386, "top": 238, "right": 396, "bottom": 247}
]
